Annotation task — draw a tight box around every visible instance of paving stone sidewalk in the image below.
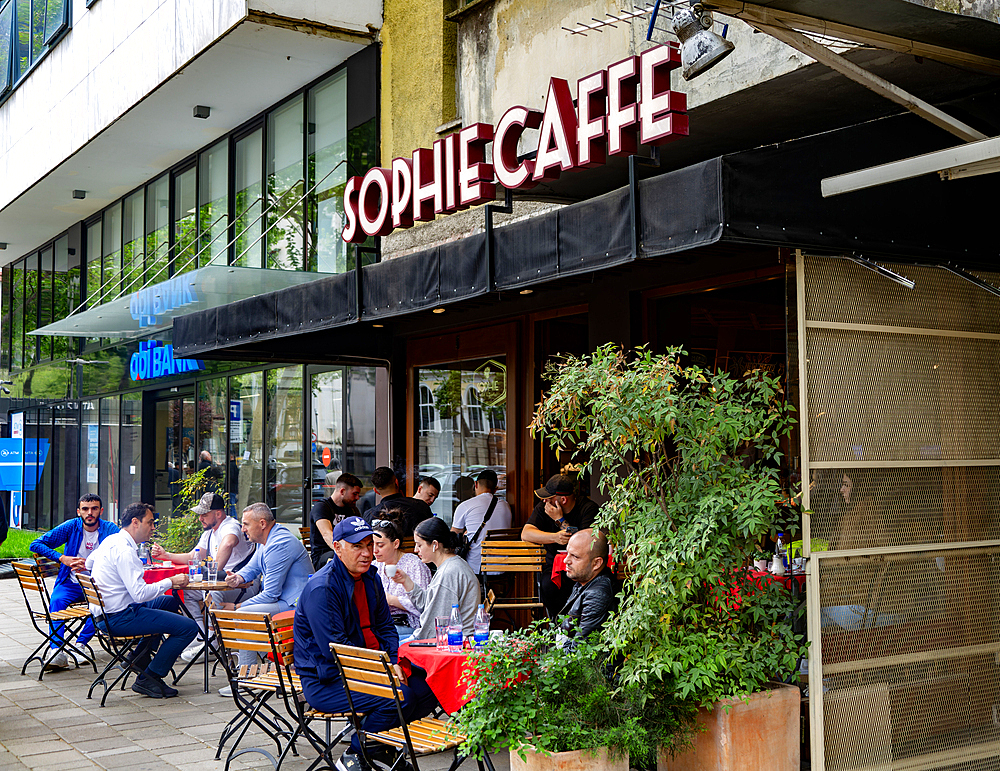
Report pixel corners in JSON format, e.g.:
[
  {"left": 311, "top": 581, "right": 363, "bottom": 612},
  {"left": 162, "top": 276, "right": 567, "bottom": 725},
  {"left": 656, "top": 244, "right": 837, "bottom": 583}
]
[{"left": 0, "top": 576, "right": 506, "bottom": 771}]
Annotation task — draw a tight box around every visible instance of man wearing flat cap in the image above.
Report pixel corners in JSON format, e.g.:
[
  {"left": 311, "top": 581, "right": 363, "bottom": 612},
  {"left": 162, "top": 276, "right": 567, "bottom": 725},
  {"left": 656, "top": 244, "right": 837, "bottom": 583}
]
[
  {"left": 521, "top": 473, "right": 599, "bottom": 617},
  {"left": 294, "top": 516, "right": 437, "bottom": 771},
  {"left": 152, "top": 492, "right": 256, "bottom": 663}
]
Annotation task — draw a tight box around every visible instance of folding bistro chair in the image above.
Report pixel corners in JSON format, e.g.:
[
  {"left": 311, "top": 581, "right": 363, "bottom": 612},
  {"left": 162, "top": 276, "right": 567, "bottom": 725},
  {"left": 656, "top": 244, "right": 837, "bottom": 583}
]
[
  {"left": 299, "top": 527, "right": 312, "bottom": 553},
  {"left": 77, "top": 573, "right": 146, "bottom": 706},
  {"left": 330, "top": 643, "right": 495, "bottom": 771},
  {"left": 210, "top": 609, "right": 301, "bottom": 771},
  {"left": 13, "top": 562, "right": 96, "bottom": 680},
  {"left": 479, "top": 541, "right": 547, "bottom": 623}
]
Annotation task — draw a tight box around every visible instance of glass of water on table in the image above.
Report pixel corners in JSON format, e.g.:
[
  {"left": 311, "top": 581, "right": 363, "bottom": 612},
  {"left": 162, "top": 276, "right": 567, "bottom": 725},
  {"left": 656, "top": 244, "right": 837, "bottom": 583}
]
[{"left": 205, "top": 559, "right": 218, "bottom": 582}]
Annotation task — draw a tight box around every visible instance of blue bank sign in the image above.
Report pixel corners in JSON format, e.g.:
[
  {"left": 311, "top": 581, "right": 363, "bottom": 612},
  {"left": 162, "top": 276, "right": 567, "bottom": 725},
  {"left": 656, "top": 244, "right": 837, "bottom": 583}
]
[{"left": 130, "top": 341, "right": 205, "bottom": 382}]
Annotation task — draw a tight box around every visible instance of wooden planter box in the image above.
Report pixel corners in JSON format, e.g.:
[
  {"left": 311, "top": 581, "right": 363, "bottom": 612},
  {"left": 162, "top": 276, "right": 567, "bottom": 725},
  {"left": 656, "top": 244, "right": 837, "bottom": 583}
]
[
  {"left": 659, "top": 682, "right": 800, "bottom": 771},
  {"left": 510, "top": 747, "right": 629, "bottom": 771}
]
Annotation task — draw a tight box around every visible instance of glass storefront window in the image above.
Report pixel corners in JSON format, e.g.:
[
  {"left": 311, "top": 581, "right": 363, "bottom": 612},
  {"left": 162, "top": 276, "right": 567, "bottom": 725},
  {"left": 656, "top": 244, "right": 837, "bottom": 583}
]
[
  {"left": 37, "top": 246, "right": 52, "bottom": 360},
  {"left": 267, "top": 366, "right": 303, "bottom": 521},
  {"left": 52, "top": 235, "right": 77, "bottom": 362},
  {"left": 52, "top": 402, "right": 80, "bottom": 524},
  {"left": 173, "top": 166, "right": 197, "bottom": 276},
  {"left": 415, "top": 359, "right": 508, "bottom": 521},
  {"left": 86, "top": 219, "right": 102, "bottom": 305},
  {"left": 123, "top": 189, "right": 144, "bottom": 295},
  {"left": 267, "top": 97, "right": 305, "bottom": 270},
  {"left": 1, "top": 266, "right": 10, "bottom": 370},
  {"left": 10, "top": 259, "right": 22, "bottom": 369},
  {"left": 234, "top": 128, "right": 264, "bottom": 269},
  {"left": 146, "top": 174, "right": 170, "bottom": 285},
  {"left": 308, "top": 70, "right": 347, "bottom": 273},
  {"left": 23, "top": 252, "right": 38, "bottom": 366},
  {"left": 198, "top": 378, "right": 228, "bottom": 493},
  {"left": 120, "top": 393, "right": 141, "bottom": 510},
  {"left": 311, "top": 368, "right": 344, "bottom": 483},
  {"left": 99, "top": 396, "right": 120, "bottom": 520},
  {"left": 345, "top": 367, "right": 378, "bottom": 480},
  {"left": 102, "top": 203, "right": 122, "bottom": 302},
  {"left": 81, "top": 400, "right": 99, "bottom": 497},
  {"left": 199, "top": 140, "right": 229, "bottom": 267},
  {"left": 232, "top": 371, "right": 264, "bottom": 511}
]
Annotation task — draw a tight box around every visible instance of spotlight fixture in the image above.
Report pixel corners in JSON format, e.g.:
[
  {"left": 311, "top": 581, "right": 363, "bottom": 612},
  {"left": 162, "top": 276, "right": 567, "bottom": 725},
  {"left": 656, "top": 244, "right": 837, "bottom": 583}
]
[
  {"left": 72, "top": 189, "right": 86, "bottom": 199},
  {"left": 672, "top": 3, "right": 735, "bottom": 81},
  {"left": 432, "top": 308, "right": 446, "bottom": 314},
  {"left": 519, "top": 289, "right": 534, "bottom": 295},
  {"left": 193, "top": 105, "right": 211, "bottom": 119},
  {"left": 0, "top": 242, "right": 6, "bottom": 250}
]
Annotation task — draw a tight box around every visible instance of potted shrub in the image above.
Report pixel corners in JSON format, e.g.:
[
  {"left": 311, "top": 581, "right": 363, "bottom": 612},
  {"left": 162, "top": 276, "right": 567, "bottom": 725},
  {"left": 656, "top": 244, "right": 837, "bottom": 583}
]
[
  {"left": 530, "top": 345, "right": 808, "bottom": 770},
  {"left": 454, "top": 623, "right": 697, "bottom": 771}
]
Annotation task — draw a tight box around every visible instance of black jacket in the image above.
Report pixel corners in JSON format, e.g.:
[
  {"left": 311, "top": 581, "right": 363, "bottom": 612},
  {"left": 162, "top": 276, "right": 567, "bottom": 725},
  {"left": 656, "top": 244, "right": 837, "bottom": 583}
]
[{"left": 558, "top": 568, "right": 617, "bottom": 649}]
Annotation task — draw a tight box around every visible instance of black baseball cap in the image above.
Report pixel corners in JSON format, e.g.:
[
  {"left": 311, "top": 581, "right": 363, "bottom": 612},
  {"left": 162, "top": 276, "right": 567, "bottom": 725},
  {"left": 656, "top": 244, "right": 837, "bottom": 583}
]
[
  {"left": 192, "top": 492, "right": 225, "bottom": 515},
  {"left": 534, "top": 474, "right": 577, "bottom": 499}
]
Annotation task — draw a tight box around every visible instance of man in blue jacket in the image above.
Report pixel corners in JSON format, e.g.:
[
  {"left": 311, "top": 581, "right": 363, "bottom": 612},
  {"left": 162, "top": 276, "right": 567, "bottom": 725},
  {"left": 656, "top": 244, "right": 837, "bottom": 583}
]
[
  {"left": 30, "top": 494, "right": 120, "bottom": 669},
  {"left": 294, "top": 516, "right": 437, "bottom": 771}
]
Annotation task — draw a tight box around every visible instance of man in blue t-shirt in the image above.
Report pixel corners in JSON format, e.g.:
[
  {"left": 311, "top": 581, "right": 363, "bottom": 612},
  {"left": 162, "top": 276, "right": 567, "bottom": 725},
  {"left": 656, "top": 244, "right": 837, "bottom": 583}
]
[{"left": 30, "top": 493, "right": 120, "bottom": 669}]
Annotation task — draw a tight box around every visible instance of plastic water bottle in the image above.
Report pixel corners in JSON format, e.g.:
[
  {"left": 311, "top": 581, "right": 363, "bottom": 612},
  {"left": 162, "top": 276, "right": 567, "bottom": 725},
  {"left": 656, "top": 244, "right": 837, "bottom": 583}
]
[
  {"left": 138, "top": 542, "right": 150, "bottom": 566},
  {"left": 473, "top": 604, "right": 490, "bottom": 648},
  {"left": 190, "top": 548, "right": 202, "bottom": 580},
  {"left": 447, "top": 604, "right": 463, "bottom": 653}
]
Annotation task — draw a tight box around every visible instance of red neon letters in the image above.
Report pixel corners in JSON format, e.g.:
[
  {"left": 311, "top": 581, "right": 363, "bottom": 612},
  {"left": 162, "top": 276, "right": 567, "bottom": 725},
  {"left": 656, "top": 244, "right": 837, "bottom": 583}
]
[{"left": 343, "top": 43, "right": 686, "bottom": 243}]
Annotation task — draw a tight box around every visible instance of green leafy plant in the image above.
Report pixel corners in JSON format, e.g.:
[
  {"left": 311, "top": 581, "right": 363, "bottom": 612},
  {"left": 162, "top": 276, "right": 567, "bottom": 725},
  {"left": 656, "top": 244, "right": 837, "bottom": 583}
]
[
  {"left": 154, "top": 468, "right": 229, "bottom": 553},
  {"left": 530, "top": 344, "right": 808, "bottom": 708},
  {"left": 454, "top": 623, "right": 696, "bottom": 766}
]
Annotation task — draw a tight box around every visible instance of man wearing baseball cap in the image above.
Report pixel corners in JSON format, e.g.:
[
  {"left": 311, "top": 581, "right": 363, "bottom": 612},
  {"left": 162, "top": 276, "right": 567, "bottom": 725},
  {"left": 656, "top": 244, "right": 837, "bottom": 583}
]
[
  {"left": 294, "top": 516, "right": 437, "bottom": 771},
  {"left": 152, "top": 492, "right": 256, "bottom": 663},
  {"left": 521, "top": 473, "right": 599, "bottom": 617}
]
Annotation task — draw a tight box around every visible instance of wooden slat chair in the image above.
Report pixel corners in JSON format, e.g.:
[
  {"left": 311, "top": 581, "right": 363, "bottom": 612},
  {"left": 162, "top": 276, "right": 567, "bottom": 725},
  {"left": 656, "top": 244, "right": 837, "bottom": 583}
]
[
  {"left": 401, "top": 536, "right": 416, "bottom": 554},
  {"left": 210, "top": 609, "right": 302, "bottom": 771},
  {"left": 479, "top": 541, "right": 547, "bottom": 622},
  {"left": 31, "top": 555, "right": 62, "bottom": 580},
  {"left": 330, "top": 643, "right": 495, "bottom": 771},
  {"left": 77, "top": 573, "right": 147, "bottom": 706},
  {"left": 483, "top": 528, "right": 521, "bottom": 541},
  {"left": 13, "top": 562, "right": 96, "bottom": 680},
  {"left": 299, "top": 527, "right": 311, "bottom": 553}
]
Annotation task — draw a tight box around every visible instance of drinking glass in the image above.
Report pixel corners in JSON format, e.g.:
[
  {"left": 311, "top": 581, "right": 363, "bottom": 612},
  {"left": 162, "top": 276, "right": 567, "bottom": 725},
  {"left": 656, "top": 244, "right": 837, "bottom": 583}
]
[
  {"left": 205, "top": 560, "right": 218, "bottom": 582},
  {"left": 434, "top": 616, "right": 450, "bottom": 649}
]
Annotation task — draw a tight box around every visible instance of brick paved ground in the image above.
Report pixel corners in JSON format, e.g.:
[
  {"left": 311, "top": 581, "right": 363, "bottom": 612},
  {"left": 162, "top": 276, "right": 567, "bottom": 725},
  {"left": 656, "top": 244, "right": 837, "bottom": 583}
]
[{"left": 0, "top": 576, "right": 507, "bottom": 771}]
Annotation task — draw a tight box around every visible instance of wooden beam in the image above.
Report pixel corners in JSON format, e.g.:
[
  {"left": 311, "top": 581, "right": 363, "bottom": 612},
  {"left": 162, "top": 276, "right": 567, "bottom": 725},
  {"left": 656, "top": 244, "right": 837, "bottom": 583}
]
[
  {"left": 708, "top": 1, "right": 1000, "bottom": 75},
  {"left": 747, "top": 19, "right": 987, "bottom": 143}
]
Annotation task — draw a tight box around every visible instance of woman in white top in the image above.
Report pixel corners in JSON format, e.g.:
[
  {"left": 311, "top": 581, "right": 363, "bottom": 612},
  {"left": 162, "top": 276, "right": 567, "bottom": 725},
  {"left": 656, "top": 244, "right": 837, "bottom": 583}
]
[
  {"left": 392, "top": 516, "right": 481, "bottom": 640},
  {"left": 372, "top": 514, "right": 431, "bottom": 641}
]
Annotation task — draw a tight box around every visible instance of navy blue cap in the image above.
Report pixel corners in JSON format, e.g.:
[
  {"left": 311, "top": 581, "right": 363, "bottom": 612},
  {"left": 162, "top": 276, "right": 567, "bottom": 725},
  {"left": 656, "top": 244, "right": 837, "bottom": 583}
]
[{"left": 333, "top": 516, "right": 374, "bottom": 543}]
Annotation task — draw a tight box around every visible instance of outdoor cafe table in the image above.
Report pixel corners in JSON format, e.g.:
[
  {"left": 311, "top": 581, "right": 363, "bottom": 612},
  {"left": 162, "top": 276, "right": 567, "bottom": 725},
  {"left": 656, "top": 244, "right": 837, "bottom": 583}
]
[
  {"left": 143, "top": 564, "right": 228, "bottom": 693},
  {"left": 397, "top": 641, "right": 473, "bottom": 715}
]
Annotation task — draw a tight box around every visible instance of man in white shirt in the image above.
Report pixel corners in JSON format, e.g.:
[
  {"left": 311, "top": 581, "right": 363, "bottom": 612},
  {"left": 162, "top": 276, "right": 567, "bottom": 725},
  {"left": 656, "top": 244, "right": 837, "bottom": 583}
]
[
  {"left": 151, "top": 492, "right": 257, "bottom": 662},
  {"left": 451, "top": 469, "right": 512, "bottom": 572},
  {"left": 86, "top": 502, "right": 197, "bottom": 699}
]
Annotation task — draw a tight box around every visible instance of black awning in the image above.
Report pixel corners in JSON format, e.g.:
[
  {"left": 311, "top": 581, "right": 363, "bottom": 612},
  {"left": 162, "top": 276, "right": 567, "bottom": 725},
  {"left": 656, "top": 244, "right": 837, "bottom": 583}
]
[{"left": 173, "top": 101, "right": 1000, "bottom": 360}]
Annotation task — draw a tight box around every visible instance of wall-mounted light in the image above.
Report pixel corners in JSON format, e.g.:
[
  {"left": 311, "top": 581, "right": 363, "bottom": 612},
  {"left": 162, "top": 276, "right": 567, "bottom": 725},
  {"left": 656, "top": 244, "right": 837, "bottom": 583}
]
[
  {"left": 0, "top": 243, "right": 7, "bottom": 250},
  {"left": 672, "top": 3, "right": 735, "bottom": 81},
  {"left": 193, "top": 105, "right": 211, "bottom": 119},
  {"left": 519, "top": 289, "right": 534, "bottom": 295},
  {"left": 72, "top": 190, "right": 86, "bottom": 199}
]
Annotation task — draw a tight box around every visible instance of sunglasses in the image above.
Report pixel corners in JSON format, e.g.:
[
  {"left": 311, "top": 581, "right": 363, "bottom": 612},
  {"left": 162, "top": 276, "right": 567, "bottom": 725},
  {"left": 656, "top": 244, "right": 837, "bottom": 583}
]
[{"left": 372, "top": 519, "right": 393, "bottom": 528}]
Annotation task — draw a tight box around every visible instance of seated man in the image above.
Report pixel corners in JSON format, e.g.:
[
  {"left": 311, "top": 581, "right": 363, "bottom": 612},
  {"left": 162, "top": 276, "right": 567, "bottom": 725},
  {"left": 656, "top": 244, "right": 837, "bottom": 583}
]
[
  {"left": 85, "top": 503, "right": 197, "bottom": 699},
  {"left": 309, "top": 473, "right": 364, "bottom": 569},
  {"left": 151, "top": 492, "right": 257, "bottom": 663},
  {"left": 365, "top": 466, "right": 432, "bottom": 535},
  {"left": 557, "top": 529, "right": 617, "bottom": 650},
  {"left": 451, "top": 469, "right": 512, "bottom": 572},
  {"left": 294, "top": 516, "right": 438, "bottom": 771},
  {"left": 521, "top": 474, "right": 599, "bottom": 616},
  {"left": 412, "top": 476, "right": 440, "bottom": 507},
  {"left": 30, "top": 493, "right": 119, "bottom": 670}
]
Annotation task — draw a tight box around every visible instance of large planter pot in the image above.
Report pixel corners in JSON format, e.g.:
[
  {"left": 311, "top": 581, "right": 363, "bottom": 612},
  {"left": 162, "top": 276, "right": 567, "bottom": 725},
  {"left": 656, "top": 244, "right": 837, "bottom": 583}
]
[
  {"left": 510, "top": 747, "right": 629, "bottom": 771},
  {"left": 659, "top": 682, "right": 800, "bottom": 771}
]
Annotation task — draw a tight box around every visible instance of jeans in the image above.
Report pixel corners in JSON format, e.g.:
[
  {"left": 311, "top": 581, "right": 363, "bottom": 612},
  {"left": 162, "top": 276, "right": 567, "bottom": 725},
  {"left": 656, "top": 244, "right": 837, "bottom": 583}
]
[
  {"left": 181, "top": 584, "right": 259, "bottom": 633},
  {"left": 97, "top": 595, "right": 199, "bottom": 680},
  {"left": 302, "top": 666, "right": 438, "bottom": 753},
  {"left": 49, "top": 580, "right": 96, "bottom": 649},
  {"left": 234, "top": 599, "right": 292, "bottom": 666}
]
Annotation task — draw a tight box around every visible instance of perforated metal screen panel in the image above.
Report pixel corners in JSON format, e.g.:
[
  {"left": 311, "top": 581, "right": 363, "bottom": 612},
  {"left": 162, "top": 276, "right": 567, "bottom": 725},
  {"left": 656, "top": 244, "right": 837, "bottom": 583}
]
[{"left": 798, "top": 254, "right": 1000, "bottom": 771}]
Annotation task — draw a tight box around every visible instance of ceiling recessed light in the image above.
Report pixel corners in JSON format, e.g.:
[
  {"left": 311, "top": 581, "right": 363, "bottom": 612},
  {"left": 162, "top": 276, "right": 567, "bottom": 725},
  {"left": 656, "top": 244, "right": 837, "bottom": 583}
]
[
  {"left": 519, "top": 288, "right": 534, "bottom": 295},
  {"left": 432, "top": 308, "right": 446, "bottom": 314},
  {"left": 372, "top": 324, "right": 384, "bottom": 328}
]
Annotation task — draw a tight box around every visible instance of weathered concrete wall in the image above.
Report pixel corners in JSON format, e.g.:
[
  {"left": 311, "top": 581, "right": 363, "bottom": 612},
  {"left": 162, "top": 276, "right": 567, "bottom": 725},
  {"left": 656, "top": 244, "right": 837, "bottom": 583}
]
[{"left": 905, "top": 0, "right": 1000, "bottom": 22}]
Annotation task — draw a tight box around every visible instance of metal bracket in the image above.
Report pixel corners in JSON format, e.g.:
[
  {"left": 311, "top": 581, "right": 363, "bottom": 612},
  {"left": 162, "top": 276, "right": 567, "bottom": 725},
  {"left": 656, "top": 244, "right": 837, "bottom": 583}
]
[
  {"left": 835, "top": 253, "right": 915, "bottom": 289},
  {"left": 938, "top": 263, "right": 1000, "bottom": 298},
  {"left": 485, "top": 188, "right": 514, "bottom": 292},
  {"left": 629, "top": 148, "right": 661, "bottom": 259}
]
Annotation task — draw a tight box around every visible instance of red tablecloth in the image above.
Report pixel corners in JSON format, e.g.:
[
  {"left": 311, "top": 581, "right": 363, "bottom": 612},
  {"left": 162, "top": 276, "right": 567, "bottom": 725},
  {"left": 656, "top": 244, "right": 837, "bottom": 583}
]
[
  {"left": 748, "top": 569, "right": 806, "bottom": 592},
  {"left": 143, "top": 564, "right": 188, "bottom": 583},
  {"left": 398, "top": 641, "right": 472, "bottom": 715}
]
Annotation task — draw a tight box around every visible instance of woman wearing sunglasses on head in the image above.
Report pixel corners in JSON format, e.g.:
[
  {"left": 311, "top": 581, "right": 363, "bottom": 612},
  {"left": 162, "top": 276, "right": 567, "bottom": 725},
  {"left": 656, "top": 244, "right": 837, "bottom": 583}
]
[{"left": 372, "top": 512, "right": 431, "bottom": 641}]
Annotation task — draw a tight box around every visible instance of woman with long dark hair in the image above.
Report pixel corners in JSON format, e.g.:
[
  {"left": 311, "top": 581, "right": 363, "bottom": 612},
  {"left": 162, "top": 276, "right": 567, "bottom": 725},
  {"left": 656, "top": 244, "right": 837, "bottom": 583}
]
[
  {"left": 371, "top": 512, "right": 430, "bottom": 640},
  {"left": 391, "top": 516, "right": 481, "bottom": 640}
]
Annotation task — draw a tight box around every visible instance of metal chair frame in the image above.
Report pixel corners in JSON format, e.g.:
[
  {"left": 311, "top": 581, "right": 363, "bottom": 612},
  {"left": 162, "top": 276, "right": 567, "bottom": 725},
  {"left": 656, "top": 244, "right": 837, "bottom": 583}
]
[
  {"left": 13, "top": 562, "right": 96, "bottom": 680},
  {"left": 330, "top": 642, "right": 495, "bottom": 771},
  {"left": 77, "top": 573, "right": 147, "bottom": 706}
]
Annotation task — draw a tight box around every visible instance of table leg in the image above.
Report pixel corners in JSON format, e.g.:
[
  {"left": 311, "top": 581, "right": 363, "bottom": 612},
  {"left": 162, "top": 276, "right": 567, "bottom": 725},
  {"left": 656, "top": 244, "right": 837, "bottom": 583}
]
[{"left": 202, "top": 600, "right": 210, "bottom": 693}]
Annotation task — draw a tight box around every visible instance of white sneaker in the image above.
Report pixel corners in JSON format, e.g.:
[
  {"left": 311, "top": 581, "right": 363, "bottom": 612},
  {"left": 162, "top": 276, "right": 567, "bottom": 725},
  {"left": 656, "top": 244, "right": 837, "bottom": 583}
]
[
  {"left": 180, "top": 643, "right": 204, "bottom": 663},
  {"left": 218, "top": 685, "right": 233, "bottom": 697},
  {"left": 44, "top": 651, "right": 69, "bottom": 670}
]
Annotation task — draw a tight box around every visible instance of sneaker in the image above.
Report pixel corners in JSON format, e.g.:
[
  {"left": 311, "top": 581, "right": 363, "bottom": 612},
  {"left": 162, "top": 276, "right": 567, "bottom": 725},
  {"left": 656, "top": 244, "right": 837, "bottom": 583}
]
[
  {"left": 151, "top": 674, "right": 179, "bottom": 698},
  {"left": 218, "top": 685, "right": 233, "bottom": 697},
  {"left": 43, "top": 650, "right": 69, "bottom": 671},
  {"left": 335, "top": 751, "right": 369, "bottom": 771},
  {"left": 131, "top": 672, "right": 166, "bottom": 699},
  {"left": 180, "top": 643, "right": 204, "bottom": 663}
]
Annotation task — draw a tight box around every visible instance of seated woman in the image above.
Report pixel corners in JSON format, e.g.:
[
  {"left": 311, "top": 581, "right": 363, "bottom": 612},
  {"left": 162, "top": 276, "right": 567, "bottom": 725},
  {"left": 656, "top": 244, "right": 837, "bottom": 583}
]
[
  {"left": 391, "top": 516, "right": 481, "bottom": 641},
  {"left": 372, "top": 514, "right": 431, "bottom": 641}
]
